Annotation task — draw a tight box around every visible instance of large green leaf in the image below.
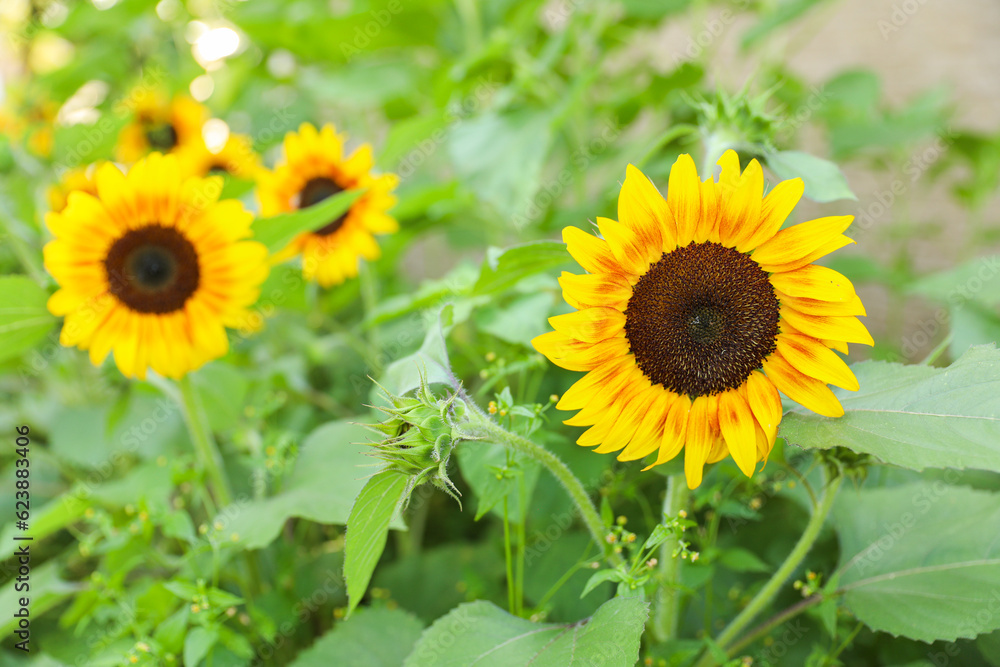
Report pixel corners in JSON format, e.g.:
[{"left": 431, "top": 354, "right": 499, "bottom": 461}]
[
  {"left": 782, "top": 345, "right": 1000, "bottom": 474},
  {"left": 220, "top": 420, "right": 398, "bottom": 550},
  {"left": 289, "top": 607, "right": 424, "bottom": 667},
  {"left": 765, "top": 150, "right": 857, "bottom": 203},
  {"left": 834, "top": 482, "right": 1000, "bottom": 642},
  {"left": 379, "top": 305, "right": 456, "bottom": 395},
  {"left": 448, "top": 110, "right": 553, "bottom": 221},
  {"left": 345, "top": 470, "right": 409, "bottom": 617},
  {"left": 0, "top": 275, "right": 56, "bottom": 364},
  {"left": 252, "top": 189, "right": 364, "bottom": 253},
  {"left": 403, "top": 596, "right": 648, "bottom": 667},
  {"left": 908, "top": 255, "right": 1000, "bottom": 306},
  {"left": 472, "top": 241, "right": 572, "bottom": 296}
]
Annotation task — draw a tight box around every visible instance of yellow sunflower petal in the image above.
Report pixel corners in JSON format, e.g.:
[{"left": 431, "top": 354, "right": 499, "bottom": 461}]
[
  {"left": 667, "top": 154, "right": 701, "bottom": 246},
  {"left": 762, "top": 234, "right": 856, "bottom": 273},
  {"left": 563, "top": 225, "right": 626, "bottom": 276},
  {"left": 752, "top": 215, "right": 853, "bottom": 268},
  {"left": 683, "top": 394, "right": 718, "bottom": 489},
  {"left": 548, "top": 307, "right": 625, "bottom": 343},
  {"left": 743, "top": 370, "right": 783, "bottom": 444},
  {"left": 740, "top": 177, "right": 805, "bottom": 251},
  {"left": 770, "top": 264, "right": 856, "bottom": 302},
  {"left": 644, "top": 392, "right": 691, "bottom": 469},
  {"left": 720, "top": 158, "right": 764, "bottom": 251},
  {"left": 618, "top": 164, "right": 673, "bottom": 250},
  {"left": 597, "top": 216, "right": 655, "bottom": 275},
  {"left": 776, "top": 333, "right": 860, "bottom": 391},
  {"left": 779, "top": 293, "right": 867, "bottom": 317},
  {"left": 718, "top": 389, "right": 758, "bottom": 478},
  {"left": 694, "top": 175, "right": 720, "bottom": 244},
  {"left": 780, "top": 305, "right": 874, "bottom": 346},
  {"left": 556, "top": 357, "right": 633, "bottom": 410},
  {"left": 618, "top": 390, "right": 674, "bottom": 461},
  {"left": 762, "top": 351, "right": 844, "bottom": 418},
  {"left": 558, "top": 271, "right": 632, "bottom": 309}
]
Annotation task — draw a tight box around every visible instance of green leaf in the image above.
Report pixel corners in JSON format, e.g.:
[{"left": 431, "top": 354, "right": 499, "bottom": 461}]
[
  {"left": 220, "top": 420, "right": 402, "bottom": 551},
  {"left": 184, "top": 626, "right": 220, "bottom": 667},
  {"left": 252, "top": 189, "right": 365, "bottom": 253},
  {"left": 380, "top": 305, "right": 455, "bottom": 395},
  {"left": 718, "top": 547, "right": 771, "bottom": 573},
  {"left": 0, "top": 560, "right": 78, "bottom": 636},
  {"left": 782, "top": 345, "right": 1000, "bottom": 474},
  {"left": 979, "top": 629, "right": 1000, "bottom": 667},
  {"left": 474, "top": 292, "right": 555, "bottom": 346},
  {"left": 345, "top": 470, "right": 409, "bottom": 617},
  {"left": 834, "top": 482, "right": 1000, "bottom": 642},
  {"left": 581, "top": 569, "right": 623, "bottom": 598},
  {"left": 908, "top": 255, "right": 1000, "bottom": 306},
  {"left": 765, "top": 150, "right": 857, "bottom": 203},
  {"left": 448, "top": 110, "right": 553, "bottom": 220},
  {"left": 472, "top": 241, "right": 572, "bottom": 296},
  {"left": 0, "top": 275, "right": 56, "bottom": 364},
  {"left": 741, "top": 0, "right": 828, "bottom": 48},
  {"left": 403, "top": 597, "right": 648, "bottom": 667},
  {"left": 457, "top": 444, "right": 540, "bottom": 521},
  {"left": 289, "top": 607, "right": 424, "bottom": 667}
]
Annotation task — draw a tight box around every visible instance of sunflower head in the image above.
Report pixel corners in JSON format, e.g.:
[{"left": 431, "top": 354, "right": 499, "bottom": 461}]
[
  {"left": 43, "top": 153, "right": 270, "bottom": 380},
  {"left": 533, "top": 151, "right": 871, "bottom": 489},
  {"left": 174, "top": 131, "right": 261, "bottom": 180},
  {"left": 256, "top": 122, "right": 399, "bottom": 287},
  {"left": 116, "top": 91, "right": 207, "bottom": 164}
]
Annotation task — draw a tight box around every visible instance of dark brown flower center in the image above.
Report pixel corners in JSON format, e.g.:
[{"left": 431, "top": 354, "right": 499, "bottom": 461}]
[
  {"left": 104, "top": 225, "right": 200, "bottom": 314},
  {"left": 624, "top": 242, "right": 779, "bottom": 397},
  {"left": 297, "top": 177, "right": 349, "bottom": 236},
  {"left": 145, "top": 123, "right": 178, "bottom": 151}
]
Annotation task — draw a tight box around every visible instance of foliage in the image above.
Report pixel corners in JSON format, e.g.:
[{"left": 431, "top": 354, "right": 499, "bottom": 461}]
[{"left": 0, "top": 0, "right": 998, "bottom": 665}]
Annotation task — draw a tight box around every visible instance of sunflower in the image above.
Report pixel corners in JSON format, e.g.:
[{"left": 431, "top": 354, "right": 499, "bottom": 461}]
[
  {"left": 116, "top": 91, "right": 206, "bottom": 164},
  {"left": 256, "top": 122, "right": 398, "bottom": 287},
  {"left": 43, "top": 153, "right": 269, "bottom": 380},
  {"left": 48, "top": 164, "right": 100, "bottom": 213},
  {"left": 533, "top": 151, "right": 871, "bottom": 489},
  {"left": 174, "top": 131, "right": 260, "bottom": 180}
]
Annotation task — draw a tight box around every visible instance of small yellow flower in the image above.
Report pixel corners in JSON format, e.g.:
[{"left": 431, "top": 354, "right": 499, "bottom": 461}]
[{"left": 256, "top": 122, "right": 398, "bottom": 287}]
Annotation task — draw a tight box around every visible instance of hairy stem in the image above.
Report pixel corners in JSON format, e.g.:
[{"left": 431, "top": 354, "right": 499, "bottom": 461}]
[
  {"left": 464, "top": 414, "right": 621, "bottom": 566},
  {"left": 652, "top": 474, "right": 692, "bottom": 642}
]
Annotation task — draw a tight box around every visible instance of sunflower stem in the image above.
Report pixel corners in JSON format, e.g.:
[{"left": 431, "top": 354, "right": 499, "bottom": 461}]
[
  {"left": 651, "top": 473, "right": 691, "bottom": 643},
  {"left": 694, "top": 470, "right": 843, "bottom": 667},
  {"left": 462, "top": 411, "right": 622, "bottom": 567},
  {"left": 177, "top": 375, "right": 234, "bottom": 508}
]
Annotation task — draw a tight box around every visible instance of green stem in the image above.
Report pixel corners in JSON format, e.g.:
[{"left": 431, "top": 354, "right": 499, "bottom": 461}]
[
  {"left": 651, "top": 474, "right": 691, "bottom": 642},
  {"left": 503, "top": 495, "right": 516, "bottom": 614},
  {"left": 725, "top": 594, "right": 823, "bottom": 656},
  {"left": 177, "top": 375, "right": 233, "bottom": 508},
  {"left": 465, "top": 413, "right": 621, "bottom": 566},
  {"left": 695, "top": 472, "right": 843, "bottom": 667}
]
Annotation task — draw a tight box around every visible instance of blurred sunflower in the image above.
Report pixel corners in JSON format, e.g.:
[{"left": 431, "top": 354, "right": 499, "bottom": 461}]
[
  {"left": 533, "top": 151, "right": 871, "bottom": 489},
  {"left": 116, "top": 91, "right": 206, "bottom": 163},
  {"left": 43, "top": 153, "right": 269, "bottom": 380},
  {"left": 48, "top": 164, "right": 100, "bottom": 213},
  {"left": 256, "top": 122, "right": 398, "bottom": 287},
  {"left": 174, "top": 132, "right": 260, "bottom": 180}
]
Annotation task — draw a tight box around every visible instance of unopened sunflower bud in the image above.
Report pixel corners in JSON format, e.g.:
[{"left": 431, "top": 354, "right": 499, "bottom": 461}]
[{"left": 366, "top": 378, "right": 469, "bottom": 504}]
